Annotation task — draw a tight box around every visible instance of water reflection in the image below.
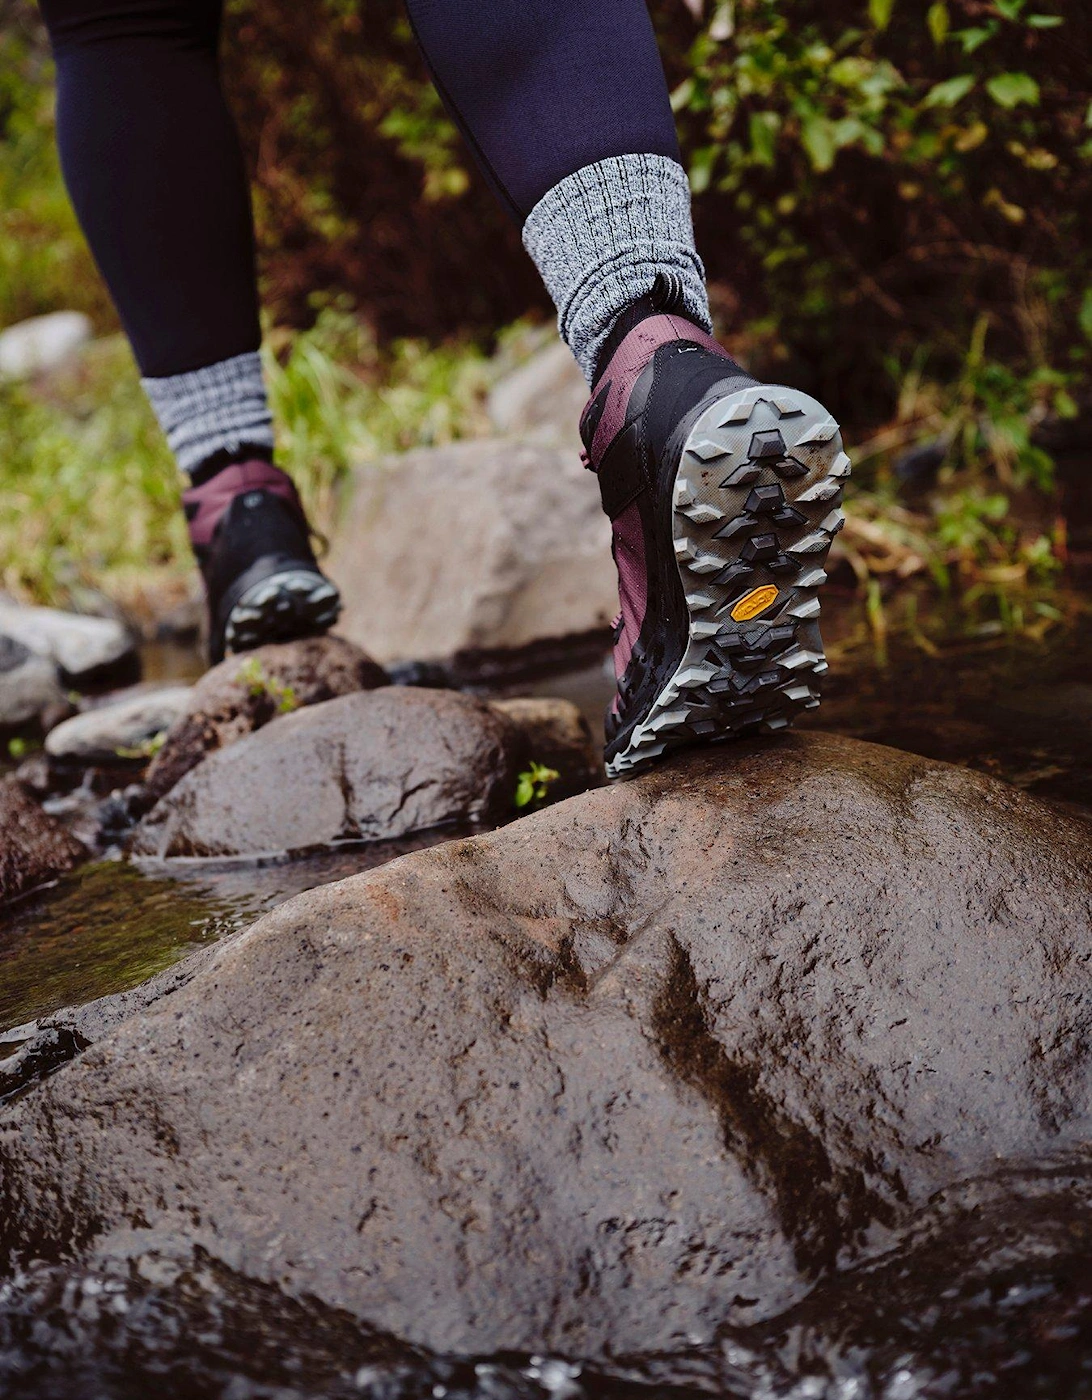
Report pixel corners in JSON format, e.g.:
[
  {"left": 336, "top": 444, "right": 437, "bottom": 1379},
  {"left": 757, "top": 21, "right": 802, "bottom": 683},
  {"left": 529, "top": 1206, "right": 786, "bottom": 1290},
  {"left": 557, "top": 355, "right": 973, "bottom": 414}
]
[{"left": 0, "top": 827, "right": 468, "bottom": 1035}]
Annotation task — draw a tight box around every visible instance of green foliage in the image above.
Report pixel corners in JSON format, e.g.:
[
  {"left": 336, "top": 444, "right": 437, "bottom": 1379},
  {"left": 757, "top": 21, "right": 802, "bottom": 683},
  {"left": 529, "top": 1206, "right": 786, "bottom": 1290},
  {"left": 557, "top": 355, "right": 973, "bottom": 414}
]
[
  {"left": 0, "top": 338, "right": 185, "bottom": 605},
  {"left": 514, "top": 761, "right": 561, "bottom": 810},
  {"left": 0, "top": 311, "right": 491, "bottom": 609},
  {"left": 844, "top": 313, "right": 1068, "bottom": 634},
  {"left": 666, "top": 0, "right": 1088, "bottom": 400},
  {"left": 236, "top": 657, "right": 299, "bottom": 713},
  {"left": 0, "top": 5, "right": 112, "bottom": 330}
]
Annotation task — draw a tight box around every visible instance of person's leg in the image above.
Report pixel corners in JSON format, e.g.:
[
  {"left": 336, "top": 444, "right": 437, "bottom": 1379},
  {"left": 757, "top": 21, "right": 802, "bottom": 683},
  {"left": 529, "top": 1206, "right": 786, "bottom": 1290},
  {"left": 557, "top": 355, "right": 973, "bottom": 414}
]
[
  {"left": 404, "top": 0, "right": 710, "bottom": 384},
  {"left": 408, "top": 0, "right": 848, "bottom": 776},
  {"left": 38, "top": 0, "right": 339, "bottom": 660}
]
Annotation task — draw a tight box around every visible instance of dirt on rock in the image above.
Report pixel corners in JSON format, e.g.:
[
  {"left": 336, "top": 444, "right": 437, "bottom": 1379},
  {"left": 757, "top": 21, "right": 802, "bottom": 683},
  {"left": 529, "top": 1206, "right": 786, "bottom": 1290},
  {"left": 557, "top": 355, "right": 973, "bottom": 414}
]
[{"left": 3, "top": 733, "right": 1091, "bottom": 1360}]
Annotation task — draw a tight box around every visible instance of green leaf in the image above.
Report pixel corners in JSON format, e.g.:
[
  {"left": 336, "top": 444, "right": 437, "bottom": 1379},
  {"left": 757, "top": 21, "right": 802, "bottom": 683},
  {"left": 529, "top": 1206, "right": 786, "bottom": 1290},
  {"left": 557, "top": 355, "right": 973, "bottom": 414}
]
[
  {"left": 868, "top": 0, "right": 895, "bottom": 30},
  {"left": 1054, "top": 389, "right": 1079, "bottom": 419},
  {"left": 514, "top": 762, "right": 560, "bottom": 809},
  {"left": 1079, "top": 286, "right": 1092, "bottom": 344},
  {"left": 923, "top": 74, "right": 975, "bottom": 107},
  {"left": 1026, "top": 13, "right": 1064, "bottom": 26},
  {"left": 669, "top": 78, "right": 694, "bottom": 114},
  {"left": 749, "top": 111, "right": 781, "bottom": 168},
  {"left": 927, "top": 1, "right": 950, "bottom": 44},
  {"left": 994, "top": 0, "right": 1025, "bottom": 18},
  {"left": 985, "top": 72, "right": 1040, "bottom": 108},
  {"left": 955, "top": 25, "right": 995, "bottom": 52},
  {"left": 688, "top": 145, "right": 716, "bottom": 194},
  {"left": 801, "top": 114, "right": 837, "bottom": 172}
]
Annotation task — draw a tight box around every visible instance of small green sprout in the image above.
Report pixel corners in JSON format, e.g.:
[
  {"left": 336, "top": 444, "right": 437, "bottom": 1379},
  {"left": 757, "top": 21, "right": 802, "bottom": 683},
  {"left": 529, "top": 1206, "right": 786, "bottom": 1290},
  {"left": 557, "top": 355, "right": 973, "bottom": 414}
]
[
  {"left": 515, "top": 761, "right": 560, "bottom": 810},
  {"left": 114, "top": 729, "right": 167, "bottom": 760},
  {"left": 236, "top": 657, "right": 298, "bottom": 714}
]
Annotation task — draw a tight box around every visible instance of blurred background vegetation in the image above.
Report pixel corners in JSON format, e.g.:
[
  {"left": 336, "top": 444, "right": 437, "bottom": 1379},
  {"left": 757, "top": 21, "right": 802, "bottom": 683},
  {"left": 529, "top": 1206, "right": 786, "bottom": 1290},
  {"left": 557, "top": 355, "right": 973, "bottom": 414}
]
[{"left": 1, "top": 0, "right": 1089, "bottom": 642}]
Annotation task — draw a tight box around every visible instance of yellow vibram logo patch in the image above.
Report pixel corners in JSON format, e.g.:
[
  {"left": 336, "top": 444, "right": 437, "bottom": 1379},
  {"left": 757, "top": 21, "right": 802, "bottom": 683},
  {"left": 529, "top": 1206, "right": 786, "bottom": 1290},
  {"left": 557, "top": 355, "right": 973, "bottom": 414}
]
[{"left": 730, "top": 584, "right": 780, "bottom": 622}]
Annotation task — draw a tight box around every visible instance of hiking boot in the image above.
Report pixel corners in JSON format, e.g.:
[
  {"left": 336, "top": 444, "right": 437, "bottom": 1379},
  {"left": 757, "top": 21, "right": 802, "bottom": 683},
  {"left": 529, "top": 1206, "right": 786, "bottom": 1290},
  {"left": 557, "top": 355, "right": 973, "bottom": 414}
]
[
  {"left": 183, "top": 460, "right": 341, "bottom": 664},
  {"left": 582, "top": 298, "right": 849, "bottom": 779}
]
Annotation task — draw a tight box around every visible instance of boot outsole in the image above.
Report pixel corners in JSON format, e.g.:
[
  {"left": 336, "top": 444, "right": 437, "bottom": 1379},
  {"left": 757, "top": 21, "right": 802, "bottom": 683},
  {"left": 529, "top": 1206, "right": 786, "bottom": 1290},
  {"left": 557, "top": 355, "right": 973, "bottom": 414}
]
[
  {"left": 223, "top": 568, "right": 342, "bottom": 656},
  {"left": 606, "top": 385, "right": 848, "bottom": 779}
]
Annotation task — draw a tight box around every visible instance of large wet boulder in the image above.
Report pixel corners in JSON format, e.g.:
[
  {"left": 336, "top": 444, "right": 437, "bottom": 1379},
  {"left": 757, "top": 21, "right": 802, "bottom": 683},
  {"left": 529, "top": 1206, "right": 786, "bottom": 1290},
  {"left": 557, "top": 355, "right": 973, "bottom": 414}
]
[
  {"left": 3, "top": 734, "right": 1090, "bottom": 1359},
  {"left": 327, "top": 441, "right": 615, "bottom": 668},
  {"left": 138, "top": 634, "right": 387, "bottom": 811},
  {"left": 131, "top": 686, "right": 523, "bottom": 858},
  {"left": 0, "top": 776, "right": 86, "bottom": 902}
]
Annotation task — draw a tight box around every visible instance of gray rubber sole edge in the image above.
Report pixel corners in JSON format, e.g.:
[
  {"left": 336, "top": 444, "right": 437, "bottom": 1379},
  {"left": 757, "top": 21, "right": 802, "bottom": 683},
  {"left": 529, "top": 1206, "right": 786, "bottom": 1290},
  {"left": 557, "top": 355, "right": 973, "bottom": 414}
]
[
  {"left": 606, "top": 383, "right": 849, "bottom": 779},
  {"left": 224, "top": 568, "right": 342, "bottom": 655}
]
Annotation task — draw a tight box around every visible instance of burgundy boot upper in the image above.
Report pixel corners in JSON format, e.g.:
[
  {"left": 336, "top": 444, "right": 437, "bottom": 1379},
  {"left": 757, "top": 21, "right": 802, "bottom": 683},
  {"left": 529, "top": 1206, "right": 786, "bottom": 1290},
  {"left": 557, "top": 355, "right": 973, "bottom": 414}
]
[
  {"left": 580, "top": 313, "right": 747, "bottom": 709},
  {"left": 182, "top": 459, "right": 305, "bottom": 554}
]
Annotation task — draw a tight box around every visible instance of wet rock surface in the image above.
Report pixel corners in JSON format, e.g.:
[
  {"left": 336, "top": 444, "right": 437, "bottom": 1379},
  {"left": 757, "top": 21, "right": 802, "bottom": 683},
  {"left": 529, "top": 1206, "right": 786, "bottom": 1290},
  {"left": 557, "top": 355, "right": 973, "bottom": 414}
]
[
  {"left": 1, "top": 1169, "right": 1090, "bottom": 1399},
  {"left": 131, "top": 686, "right": 523, "bottom": 858},
  {"left": 139, "top": 634, "right": 387, "bottom": 811},
  {"left": 3, "top": 733, "right": 1090, "bottom": 1365},
  {"left": 0, "top": 777, "right": 86, "bottom": 903},
  {"left": 327, "top": 441, "right": 615, "bottom": 667}
]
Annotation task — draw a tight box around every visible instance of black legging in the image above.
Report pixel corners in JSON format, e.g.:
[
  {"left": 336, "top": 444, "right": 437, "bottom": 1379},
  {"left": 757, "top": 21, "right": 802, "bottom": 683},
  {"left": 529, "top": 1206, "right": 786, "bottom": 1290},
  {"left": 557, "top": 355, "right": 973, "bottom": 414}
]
[{"left": 38, "top": 0, "right": 680, "bottom": 377}]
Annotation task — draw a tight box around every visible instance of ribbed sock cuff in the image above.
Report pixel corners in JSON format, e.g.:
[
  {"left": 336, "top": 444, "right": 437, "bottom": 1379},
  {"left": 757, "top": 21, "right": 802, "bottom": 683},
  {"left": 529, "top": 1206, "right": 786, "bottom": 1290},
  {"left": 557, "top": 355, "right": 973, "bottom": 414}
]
[
  {"left": 142, "top": 351, "right": 275, "bottom": 477},
  {"left": 522, "top": 154, "right": 711, "bottom": 384}
]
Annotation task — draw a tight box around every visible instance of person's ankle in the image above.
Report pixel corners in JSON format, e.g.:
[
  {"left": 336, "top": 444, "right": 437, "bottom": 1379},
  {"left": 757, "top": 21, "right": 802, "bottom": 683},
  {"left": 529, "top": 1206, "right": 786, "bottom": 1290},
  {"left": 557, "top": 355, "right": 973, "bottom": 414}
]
[
  {"left": 188, "top": 444, "right": 277, "bottom": 488},
  {"left": 592, "top": 272, "right": 706, "bottom": 384},
  {"left": 182, "top": 458, "right": 302, "bottom": 555}
]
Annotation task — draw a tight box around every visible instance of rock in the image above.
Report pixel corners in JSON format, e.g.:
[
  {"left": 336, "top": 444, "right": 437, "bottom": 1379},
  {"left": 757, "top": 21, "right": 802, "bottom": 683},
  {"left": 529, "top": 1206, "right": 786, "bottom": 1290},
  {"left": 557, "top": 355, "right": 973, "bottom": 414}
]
[
  {"left": 486, "top": 340, "right": 587, "bottom": 450},
  {"left": 38, "top": 698, "right": 79, "bottom": 734},
  {"left": 0, "top": 1026, "right": 89, "bottom": 1104},
  {"left": 0, "top": 777, "right": 86, "bottom": 902},
  {"left": 44, "top": 686, "right": 193, "bottom": 763},
  {"left": 0, "top": 602, "right": 136, "bottom": 686},
  {"left": 0, "top": 311, "right": 92, "bottom": 380},
  {"left": 327, "top": 441, "right": 616, "bottom": 668},
  {"left": 131, "top": 686, "right": 522, "bottom": 858},
  {"left": 489, "top": 695, "right": 603, "bottom": 799},
  {"left": 0, "top": 634, "right": 64, "bottom": 729},
  {"left": 4, "top": 734, "right": 1090, "bottom": 1358},
  {"left": 139, "top": 634, "right": 387, "bottom": 811},
  {"left": 12, "top": 752, "right": 53, "bottom": 797}
]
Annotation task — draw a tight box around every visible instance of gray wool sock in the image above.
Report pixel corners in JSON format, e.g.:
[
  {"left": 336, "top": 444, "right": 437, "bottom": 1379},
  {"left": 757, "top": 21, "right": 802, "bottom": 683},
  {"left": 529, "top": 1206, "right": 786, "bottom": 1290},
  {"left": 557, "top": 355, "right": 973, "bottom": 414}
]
[
  {"left": 142, "top": 350, "right": 275, "bottom": 476},
  {"left": 522, "top": 154, "right": 712, "bottom": 385}
]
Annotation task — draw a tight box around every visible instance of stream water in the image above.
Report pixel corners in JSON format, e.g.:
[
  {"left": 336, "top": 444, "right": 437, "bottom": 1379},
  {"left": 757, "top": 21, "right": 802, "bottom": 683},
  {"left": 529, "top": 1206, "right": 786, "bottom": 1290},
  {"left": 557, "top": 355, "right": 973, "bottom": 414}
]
[{"left": 2, "top": 603, "right": 1090, "bottom": 1399}]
